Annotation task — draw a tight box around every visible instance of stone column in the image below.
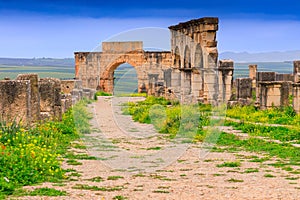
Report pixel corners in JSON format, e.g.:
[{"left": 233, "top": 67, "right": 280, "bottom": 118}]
[
  {"left": 171, "top": 69, "right": 181, "bottom": 99},
  {"left": 249, "top": 64, "right": 257, "bottom": 88},
  {"left": 218, "top": 60, "right": 234, "bottom": 102}
]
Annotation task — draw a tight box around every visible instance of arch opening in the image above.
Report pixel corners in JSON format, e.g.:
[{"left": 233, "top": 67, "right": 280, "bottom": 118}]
[
  {"left": 184, "top": 45, "right": 191, "bottom": 69},
  {"left": 174, "top": 46, "right": 181, "bottom": 68},
  {"left": 113, "top": 63, "right": 139, "bottom": 96}
]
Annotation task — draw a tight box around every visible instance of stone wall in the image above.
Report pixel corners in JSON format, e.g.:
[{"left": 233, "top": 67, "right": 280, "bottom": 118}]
[
  {"left": 259, "top": 82, "right": 290, "bottom": 109},
  {"left": 75, "top": 17, "right": 221, "bottom": 104},
  {"left": 61, "top": 80, "right": 82, "bottom": 94},
  {"left": 39, "top": 78, "right": 62, "bottom": 120},
  {"left": 16, "top": 74, "right": 40, "bottom": 122},
  {"left": 0, "top": 74, "right": 95, "bottom": 125},
  {"left": 0, "top": 80, "right": 31, "bottom": 124},
  {"left": 236, "top": 78, "right": 252, "bottom": 105}
]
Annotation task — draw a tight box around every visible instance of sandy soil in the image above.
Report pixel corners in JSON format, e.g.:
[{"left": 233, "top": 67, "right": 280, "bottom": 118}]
[{"left": 17, "top": 96, "right": 300, "bottom": 200}]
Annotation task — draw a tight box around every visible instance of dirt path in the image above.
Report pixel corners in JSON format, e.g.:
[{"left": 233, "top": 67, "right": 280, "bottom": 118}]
[{"left": 19, "top": 96, "right": 300, "bottom": 200}]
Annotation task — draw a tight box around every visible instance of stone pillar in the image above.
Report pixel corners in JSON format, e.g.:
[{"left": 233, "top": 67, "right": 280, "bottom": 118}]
[
  {"left": 191, "top": 71, "right": 203, "bottom": 101},
  {"left": 249, "top": 65, "right": 257, "bottom": 88},
  {"left": 0, "top": 80, "right": 31, "bottom": 124},
  {"left": 236, "top": 78, "right": 252, "bottom": 105},
  {"left": 39, "top": 78, "right": 62, "bottom": 120},
  {"left": 293, "top": 83, "right": 300, "bottom": 113},
  {"left": 294, "top": 60, "right": 300, "bottom": 83},
  {"left": 16, "top": 74, "right": 40, "bottom": 123},
  {"left": 171, "top": 69, "right": 181, "bottom": 99},
  {"left": 218, "top": 60, "right": 234, "bottom": 102}
]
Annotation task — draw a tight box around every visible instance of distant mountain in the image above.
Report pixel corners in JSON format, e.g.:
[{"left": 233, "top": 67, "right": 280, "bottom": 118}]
[
  {"left": 220, "top": 50, "right": 300, "bottom": 63},
  {"left": 0, "top": 57, "right": 74, "bottom": 67}
]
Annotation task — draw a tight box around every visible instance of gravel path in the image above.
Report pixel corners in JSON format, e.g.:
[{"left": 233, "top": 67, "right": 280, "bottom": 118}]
[{"left": 18, "top": 96, "right": 300, "bottom": 200}]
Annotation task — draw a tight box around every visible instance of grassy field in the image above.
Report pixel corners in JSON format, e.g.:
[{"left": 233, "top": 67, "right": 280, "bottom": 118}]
[{"left": 0, "top": 65, "right": 74, "bottom": 79}]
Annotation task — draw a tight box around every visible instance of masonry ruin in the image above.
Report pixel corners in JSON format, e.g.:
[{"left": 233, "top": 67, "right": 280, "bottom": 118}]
[
  {"left": 75, "top": 17, "right": 229, "bottom": 104},
  {"left": 0, "top": 74, "right": 94, "bottom": 125},
  {"left": 0, "top": 17, "right": 299, "bottom": 125}
]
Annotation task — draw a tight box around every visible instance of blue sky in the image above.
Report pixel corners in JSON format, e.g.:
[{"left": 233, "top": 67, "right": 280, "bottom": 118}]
[{"left": 0, "top": 0, "right": 300, "bottom": 58}]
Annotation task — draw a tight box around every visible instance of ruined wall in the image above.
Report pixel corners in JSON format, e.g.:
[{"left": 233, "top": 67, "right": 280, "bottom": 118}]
[
  {"left": 75, "top": 42, "right": 172, "bottom": 95},
  {"left": 236, "top": 78, "right": 252, "bottom": 105},
  {"left": 61, "top": 80, "right": 82, "bottom": 94},
  {"left": 75, "top": 17, "right": 220, "bottom": 104},
  {"left": 0, "top": 80, "right": 31, "bottom": 124},
  {"left": 16, "top": 74, "right": 40, "bottom": 122},
  {"left": 169, "top": 17, "right": 219, "bottom": 104},
  {"left": 39, "top": 78, "right": 62, "bottom": 120},
  {"left": 259, "top": 82, "right": 290, "bottom": 109}
]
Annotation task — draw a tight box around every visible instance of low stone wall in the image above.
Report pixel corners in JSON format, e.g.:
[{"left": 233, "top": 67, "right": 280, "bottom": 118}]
[{"left": 0, "top": 74, "right": 95, "bottom": 125}]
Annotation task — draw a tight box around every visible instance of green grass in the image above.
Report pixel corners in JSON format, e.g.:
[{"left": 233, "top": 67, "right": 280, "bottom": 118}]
[
  {"left": 122, "top": 96, "right": 211, "bottom": 139},
  {"left": 0, "top": 99, "right": 92, "bottom": 198},
  {"left": 217, "top": 161, "right": 241, "bottom": 168},
  {"left": 113, "top": 195, "right": 128, "bottom": 200},
  {"left": 264, "top": 174, "right": 276, "bottom": 178},
  {"left": 243, "top": 168, "right": 259, "bottom": 173},
  {"left": 226, "top": 105, "right": 300, "bottom": 125},
  {"left": 72, "top": 184, "right": 124, "bottom": 191},
  {"left": 217, "top": 133, "right": 300, "bottom": 166},
  {"left": 225, "top": 120, "right": 300, "bottom": 142},
  {"left": 107, "top": 176, "right": 124, "bottom": 180},
  {"left": 64, "top": 153, "right": 97, "bottom": 160},
  {"left": 86, "top": 176, "right": 104, "bottom": 182},
  {"left": 146, "top": 146, "right": 162, "bottom": 150},
  {"left": 66, "top": 159, "right": 82, "bottom": 165},
  {"left": 13, "top": 188, "right": 67, "bottom": 197},
  {"left": 227, "top": 178, "right": 244, "bottom": 183}
]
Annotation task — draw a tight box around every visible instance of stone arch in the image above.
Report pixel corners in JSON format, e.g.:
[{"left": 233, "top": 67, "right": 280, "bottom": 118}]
[
  {"left": 184, "top": 45, "right": 191, "bottom": 68},
  {"left": 174, "top": 46, "right": 181, "bottom": 68},
  {"left": 100, "top": 55, "right": 140, "bottom": 93}
]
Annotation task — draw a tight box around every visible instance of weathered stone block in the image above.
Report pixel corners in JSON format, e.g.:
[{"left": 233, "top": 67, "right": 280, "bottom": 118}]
[
  {"left": 61, "top": 80, "right": 82, "bottom": 94},
  {"left": 0, "top": 80, "right": 31, "bottom": 124},
  {"left": 39, "top": 78, "right": 62, "bottom": 120},
  {"left": 276, "top": 74, "right": 294, "bottom": 82},
  {"left": 236, "top": 78, "right": 252, "bottom": 100},
  {"left": 259, "top": 81, "right": 290, "bottom": 109},
  {"left": 16, "top": 74, "right": 40, "bottom": 122},
  {"left": 257, "top": 72, "right": 276, "bottom": 82}
]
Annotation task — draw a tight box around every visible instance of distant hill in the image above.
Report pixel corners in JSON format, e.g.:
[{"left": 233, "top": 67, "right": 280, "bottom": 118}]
[
  {"left": 220, "top": 50, "right": 300, "bottom": 63},
  {"left": 0, "top": 57, "right": 74, "bottom": 67}
]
